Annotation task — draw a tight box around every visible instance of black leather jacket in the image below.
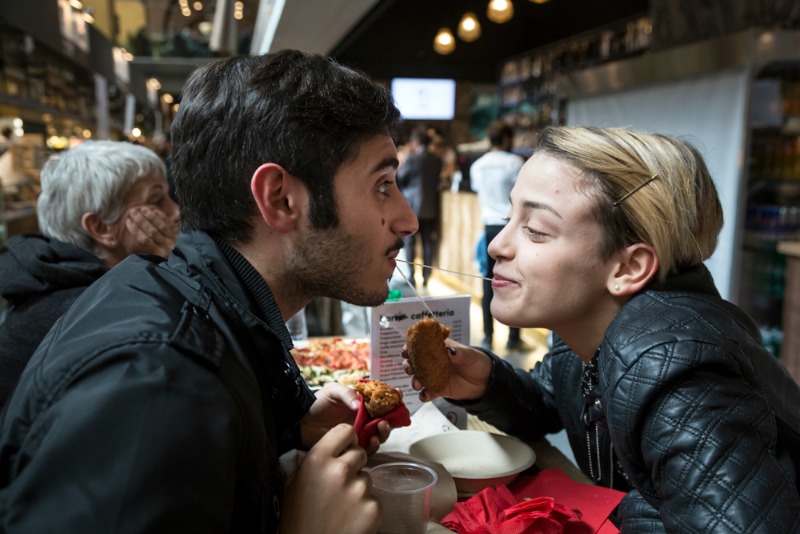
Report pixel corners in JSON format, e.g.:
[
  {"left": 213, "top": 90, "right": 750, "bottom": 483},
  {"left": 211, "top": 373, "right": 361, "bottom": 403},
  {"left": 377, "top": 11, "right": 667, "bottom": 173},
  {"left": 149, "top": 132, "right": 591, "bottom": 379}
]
[
  {"left": 456, "top": 265, "right": 800, "bottom": 533},
  {"left": 0, "top": 231, "right": 316, "bottom": 533}
]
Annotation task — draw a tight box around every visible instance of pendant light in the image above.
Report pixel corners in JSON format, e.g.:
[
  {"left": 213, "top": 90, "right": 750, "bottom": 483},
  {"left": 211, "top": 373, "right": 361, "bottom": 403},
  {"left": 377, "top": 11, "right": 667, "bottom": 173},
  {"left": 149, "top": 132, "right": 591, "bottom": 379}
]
[
  {"left": 457, "top": 12, "right": 481, "bottom": 42},
  {"left": 433, "top": 27, "right": 456, "bottom": 55},
  {"left": 530, "top": 0, "right": 551, "bottom": 3},
  {"left": 487, "top": 0, "right": 514, "bottom": 24}
]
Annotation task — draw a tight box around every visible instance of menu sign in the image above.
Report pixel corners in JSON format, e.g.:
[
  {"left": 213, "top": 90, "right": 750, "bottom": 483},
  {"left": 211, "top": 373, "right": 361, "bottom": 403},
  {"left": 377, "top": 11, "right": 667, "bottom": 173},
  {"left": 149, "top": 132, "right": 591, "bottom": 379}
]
[{"left": 369, "top": 294, "right": 471, "bottom": 415}]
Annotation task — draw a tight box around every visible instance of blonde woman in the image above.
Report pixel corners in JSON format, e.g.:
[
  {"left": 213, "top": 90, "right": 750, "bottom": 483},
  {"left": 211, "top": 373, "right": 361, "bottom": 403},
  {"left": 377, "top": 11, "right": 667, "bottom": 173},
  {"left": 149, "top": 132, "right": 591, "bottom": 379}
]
[{"left": 405, "top": 126, "right": 800, "bottom": 532}]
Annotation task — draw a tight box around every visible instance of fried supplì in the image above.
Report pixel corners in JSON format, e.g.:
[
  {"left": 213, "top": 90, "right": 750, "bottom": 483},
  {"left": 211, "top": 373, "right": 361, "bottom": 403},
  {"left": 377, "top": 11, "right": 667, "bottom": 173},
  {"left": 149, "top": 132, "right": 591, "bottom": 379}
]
[{"left": 406, "top": 317, "right": 451, "bottom": 392}]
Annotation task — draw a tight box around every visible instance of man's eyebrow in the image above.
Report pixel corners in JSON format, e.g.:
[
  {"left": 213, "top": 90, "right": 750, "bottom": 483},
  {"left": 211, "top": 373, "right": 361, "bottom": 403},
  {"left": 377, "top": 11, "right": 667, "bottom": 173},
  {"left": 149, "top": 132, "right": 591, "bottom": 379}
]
[
  {"left": 372, "top": 157, "right": 399, "bottom": 173},
  {"left": 520, "top": 199, "right": 562, "bottom": 219}
]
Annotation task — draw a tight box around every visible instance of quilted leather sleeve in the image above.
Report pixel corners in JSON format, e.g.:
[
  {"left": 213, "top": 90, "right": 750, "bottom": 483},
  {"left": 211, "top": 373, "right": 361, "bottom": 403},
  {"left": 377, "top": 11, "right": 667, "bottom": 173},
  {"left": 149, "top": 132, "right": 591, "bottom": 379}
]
[
  {"left": 616, "top": 490, "right": 666, "bottom": 533},
  {"left": 603, "top": 335, "right": 800, "bottom": 532}
]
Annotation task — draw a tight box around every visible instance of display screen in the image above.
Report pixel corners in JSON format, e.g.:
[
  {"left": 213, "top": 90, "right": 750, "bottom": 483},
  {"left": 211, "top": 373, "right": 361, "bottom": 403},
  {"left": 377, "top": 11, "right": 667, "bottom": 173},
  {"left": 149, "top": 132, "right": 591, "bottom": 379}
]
[{"left": 391, "top": 78, "right": 456, "bottom": 120}]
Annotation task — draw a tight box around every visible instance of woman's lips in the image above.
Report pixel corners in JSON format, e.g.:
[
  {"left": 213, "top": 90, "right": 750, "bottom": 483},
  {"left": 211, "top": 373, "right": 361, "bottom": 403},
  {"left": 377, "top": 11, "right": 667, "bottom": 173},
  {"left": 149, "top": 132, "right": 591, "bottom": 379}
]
[{"left": 491, "top": 273, "right": 516, "bottom": 289}]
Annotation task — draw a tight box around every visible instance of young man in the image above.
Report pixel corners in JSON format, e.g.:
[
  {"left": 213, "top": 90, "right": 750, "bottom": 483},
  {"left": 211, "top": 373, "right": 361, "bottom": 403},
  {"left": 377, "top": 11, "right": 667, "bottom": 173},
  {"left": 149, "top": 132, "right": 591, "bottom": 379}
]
[{"left": 0, "top": 50, "right": 417, "bottom": 533}]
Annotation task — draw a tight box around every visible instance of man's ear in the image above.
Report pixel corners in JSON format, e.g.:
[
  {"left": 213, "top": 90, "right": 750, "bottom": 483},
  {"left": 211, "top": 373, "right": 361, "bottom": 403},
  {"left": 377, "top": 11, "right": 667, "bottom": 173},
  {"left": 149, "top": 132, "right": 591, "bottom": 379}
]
[
  {"left": 250, "top": 163, "right": 303, "bottom": 232},
  {"left": 608, "top": 243, "right": 659, "bottom": 296},
  {"left": 81, "top": 212, "right": 117, "bottom": 248}
]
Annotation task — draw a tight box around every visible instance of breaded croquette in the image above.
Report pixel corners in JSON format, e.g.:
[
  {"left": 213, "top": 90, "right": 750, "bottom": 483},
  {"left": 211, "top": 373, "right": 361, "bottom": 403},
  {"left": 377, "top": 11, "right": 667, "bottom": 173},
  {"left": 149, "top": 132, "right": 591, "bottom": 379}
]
[
  {"left": 353, "top": 379, "right": 403, "bottom": 418},
  {"left": 406, "top": 317, "right": 451, "bottom": 392}
]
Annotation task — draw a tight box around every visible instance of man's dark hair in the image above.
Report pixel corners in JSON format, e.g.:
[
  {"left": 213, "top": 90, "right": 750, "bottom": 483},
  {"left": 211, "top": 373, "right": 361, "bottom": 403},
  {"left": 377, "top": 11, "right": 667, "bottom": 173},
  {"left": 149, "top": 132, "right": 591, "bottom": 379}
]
[
  {"left": 171, "top": 50, "right": 401, "bottom": 241},
  {"left": 487, "top": 120, "right": 514, "bottom": 148}
]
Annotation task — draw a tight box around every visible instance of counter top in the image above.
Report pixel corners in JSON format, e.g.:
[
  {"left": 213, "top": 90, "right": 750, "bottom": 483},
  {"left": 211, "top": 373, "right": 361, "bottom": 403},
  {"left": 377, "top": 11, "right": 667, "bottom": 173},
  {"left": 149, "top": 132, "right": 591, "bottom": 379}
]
[{"left": 778, "top": 240, "right": 800, "bottom": 257}]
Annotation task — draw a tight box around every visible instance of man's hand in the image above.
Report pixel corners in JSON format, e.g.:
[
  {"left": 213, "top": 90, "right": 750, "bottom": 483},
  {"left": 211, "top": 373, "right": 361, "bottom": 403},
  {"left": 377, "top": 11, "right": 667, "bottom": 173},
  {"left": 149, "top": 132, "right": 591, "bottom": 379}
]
[
  {"left": 300, "top": 382, "right": 390, "bottom": 454},
  {"left": 281, "top": 424, "right": 381, "bottom": 534}
]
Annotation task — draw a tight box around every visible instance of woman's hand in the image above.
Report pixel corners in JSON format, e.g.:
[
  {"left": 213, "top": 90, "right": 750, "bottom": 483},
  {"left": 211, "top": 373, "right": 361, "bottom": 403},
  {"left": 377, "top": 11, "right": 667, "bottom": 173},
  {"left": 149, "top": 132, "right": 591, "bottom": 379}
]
[
  {"left": 300, "top": 382, "right": 390, "bottom": 454},
  {"left": 125, "top": 206, "right": 179, "bottom": 258},
  {"left": 281, "top": 424, "right": 381, "bottom": 534},
  {"left": 402, "top": 339, "right": 493, "bottom": 403}
]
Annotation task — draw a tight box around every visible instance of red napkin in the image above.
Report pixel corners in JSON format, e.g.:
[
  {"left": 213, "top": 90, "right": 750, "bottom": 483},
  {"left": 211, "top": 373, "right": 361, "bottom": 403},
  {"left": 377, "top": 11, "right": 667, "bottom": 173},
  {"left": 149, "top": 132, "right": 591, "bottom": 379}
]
[
  {"left": 510, "top": 468, "right": 625, "bottom": 533},
  {"left": 442, "top": 484, "right": 582, "bottom": 534},
  {"left": 442, "top": 468, "right": 626, "bottom": 534},
  {"left": 353, "top": 391, "right": 411, "bottom": 449}
]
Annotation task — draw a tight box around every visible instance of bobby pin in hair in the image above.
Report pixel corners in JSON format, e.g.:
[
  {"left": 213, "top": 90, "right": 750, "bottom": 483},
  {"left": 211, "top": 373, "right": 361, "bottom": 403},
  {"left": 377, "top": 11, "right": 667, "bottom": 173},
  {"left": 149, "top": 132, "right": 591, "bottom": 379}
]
[{"left": 613, "top": 174, "right": 659, "bottom": 207}]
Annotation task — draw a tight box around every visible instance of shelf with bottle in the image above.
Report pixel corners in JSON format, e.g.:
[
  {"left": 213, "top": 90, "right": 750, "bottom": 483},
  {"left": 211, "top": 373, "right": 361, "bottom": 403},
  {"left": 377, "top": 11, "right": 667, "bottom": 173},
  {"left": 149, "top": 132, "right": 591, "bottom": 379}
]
[
  {"left": 739, "top": 243, "right": 785, "bottom": 358},
  {"left": 497, "top": 14, "right": 652, "bottom": 134},
  {"left": 0, "top": 23, "right": 97, "bottom": 125},
  {"left": 739, "top": 66, "right": 800, "bottom": 360}
]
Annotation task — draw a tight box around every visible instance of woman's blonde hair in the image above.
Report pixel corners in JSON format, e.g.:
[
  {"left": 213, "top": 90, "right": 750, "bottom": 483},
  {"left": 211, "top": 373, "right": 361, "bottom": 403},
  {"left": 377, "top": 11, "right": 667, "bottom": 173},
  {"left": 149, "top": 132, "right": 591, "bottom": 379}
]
[{"left": 535, "top": 126, "right": 723, "bottom": 281}]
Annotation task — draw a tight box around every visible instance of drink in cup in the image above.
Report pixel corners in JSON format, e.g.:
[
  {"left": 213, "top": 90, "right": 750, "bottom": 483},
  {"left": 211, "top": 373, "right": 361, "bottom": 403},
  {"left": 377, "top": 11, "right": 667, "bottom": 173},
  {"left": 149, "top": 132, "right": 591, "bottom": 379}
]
[{"left": 368, "top": 462, "right": 438, "bottom": 534}]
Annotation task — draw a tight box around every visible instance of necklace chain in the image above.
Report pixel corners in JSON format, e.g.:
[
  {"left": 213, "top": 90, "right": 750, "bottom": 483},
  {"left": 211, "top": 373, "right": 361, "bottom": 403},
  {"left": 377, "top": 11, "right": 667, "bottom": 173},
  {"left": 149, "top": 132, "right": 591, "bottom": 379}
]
[{"left": 581, "top": 355, "right": 601, "bottom": 482}]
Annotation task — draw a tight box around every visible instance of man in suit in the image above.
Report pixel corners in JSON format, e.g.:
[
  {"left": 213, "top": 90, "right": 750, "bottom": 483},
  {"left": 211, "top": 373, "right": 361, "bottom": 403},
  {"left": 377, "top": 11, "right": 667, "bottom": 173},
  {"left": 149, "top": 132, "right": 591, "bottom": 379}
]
[{"left": 397, "top": 129, "right": 443, "bottom": 287}]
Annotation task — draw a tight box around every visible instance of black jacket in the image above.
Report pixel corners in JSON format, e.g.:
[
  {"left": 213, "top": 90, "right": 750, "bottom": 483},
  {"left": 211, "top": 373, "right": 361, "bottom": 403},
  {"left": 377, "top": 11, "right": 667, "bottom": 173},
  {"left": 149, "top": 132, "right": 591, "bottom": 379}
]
[
  {"left": 0, "top": 231, "right": 316, "bottom": 533},
  {"left": 0, "top": 234, "right": 108, "bottom": 407},
  {"left": 456, "top": 265, "right": 800, "bottom": 533},
  {"left": 397, "top": 146, "right": 443, "bottom": 221}
]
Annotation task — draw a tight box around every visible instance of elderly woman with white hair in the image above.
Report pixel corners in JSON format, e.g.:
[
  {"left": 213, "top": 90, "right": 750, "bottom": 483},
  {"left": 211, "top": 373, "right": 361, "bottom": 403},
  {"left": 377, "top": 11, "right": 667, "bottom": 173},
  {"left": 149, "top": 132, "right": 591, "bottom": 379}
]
[{"left": 0, "top": 140, "right": 179, "bottom": 406}]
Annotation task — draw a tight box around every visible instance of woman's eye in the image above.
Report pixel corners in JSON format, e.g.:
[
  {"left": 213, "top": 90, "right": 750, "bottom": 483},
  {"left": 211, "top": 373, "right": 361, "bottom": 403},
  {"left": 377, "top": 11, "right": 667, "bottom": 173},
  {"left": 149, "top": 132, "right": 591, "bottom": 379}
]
[{"left": 523, "top": 226, "right": 546, "bottom": 239}]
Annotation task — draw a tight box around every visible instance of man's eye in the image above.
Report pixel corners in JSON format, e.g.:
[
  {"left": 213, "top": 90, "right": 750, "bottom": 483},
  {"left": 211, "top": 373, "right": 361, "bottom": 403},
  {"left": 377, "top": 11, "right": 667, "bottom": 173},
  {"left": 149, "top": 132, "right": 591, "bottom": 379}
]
[{"left": 378, "top": 180, "right": 393, "bottom": 194}]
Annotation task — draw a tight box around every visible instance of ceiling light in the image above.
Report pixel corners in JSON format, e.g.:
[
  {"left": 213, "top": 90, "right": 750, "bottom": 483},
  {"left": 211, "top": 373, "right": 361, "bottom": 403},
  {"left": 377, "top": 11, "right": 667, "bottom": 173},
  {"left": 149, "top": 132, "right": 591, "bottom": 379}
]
[
  {"left": 457, "top": 12, "right": 481, "bottom": 42},
  {"left": 198, "top": 21, "right": 213, "bottom": 35},
  {"left": 530, "top": 0, "right": 550, "bottom": 3},
  {"left": 487, "top": 0, "right": 514, "bottom": 23},
  {"left": 433, "top": 27, "right": 456, "bottom": 55}
]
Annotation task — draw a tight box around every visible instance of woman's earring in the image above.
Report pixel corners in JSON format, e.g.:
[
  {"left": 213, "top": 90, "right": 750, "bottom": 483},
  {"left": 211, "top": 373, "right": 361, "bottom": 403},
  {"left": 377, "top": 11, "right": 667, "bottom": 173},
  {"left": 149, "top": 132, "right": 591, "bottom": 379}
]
[{"left": 613, "top": 284, "right": 620, "bottom": 292}]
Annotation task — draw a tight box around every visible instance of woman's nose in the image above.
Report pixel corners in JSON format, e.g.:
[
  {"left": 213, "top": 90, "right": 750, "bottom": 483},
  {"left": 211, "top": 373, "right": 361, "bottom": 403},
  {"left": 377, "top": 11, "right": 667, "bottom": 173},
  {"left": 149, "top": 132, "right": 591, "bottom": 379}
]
[{"left": 488, "top": 224, "right": 511, "bottom": 260}]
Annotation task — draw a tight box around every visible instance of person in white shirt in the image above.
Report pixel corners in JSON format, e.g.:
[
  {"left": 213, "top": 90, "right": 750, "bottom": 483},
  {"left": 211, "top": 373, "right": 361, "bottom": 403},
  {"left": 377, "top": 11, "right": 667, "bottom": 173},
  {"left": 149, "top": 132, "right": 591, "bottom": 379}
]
[{"left": 470, "top": 121, "right": 525, "bottom": 351}]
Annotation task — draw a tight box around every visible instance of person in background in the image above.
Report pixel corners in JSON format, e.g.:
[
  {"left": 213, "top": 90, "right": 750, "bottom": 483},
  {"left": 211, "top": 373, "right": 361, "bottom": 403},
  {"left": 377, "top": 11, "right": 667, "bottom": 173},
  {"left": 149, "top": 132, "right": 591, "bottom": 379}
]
[
  {"left": 0, "top": 127, "right": 12, "bottom": 157},
  {"left": 469, "top": 120, "right": 525, "bottom": 351},
  {"left": 428, "top": 130, "right": 458, "bottom": 191},
  {"left": 397, "top": 128, "right": 442, "bottom": 287},
  {"left": 0, "top": 126, "right": 17, "bottom": 193},
  {"left": 0, "top": 50, "right": 416, "bottom": 533},
  {"left": 404, "top": 126, "right": 800, "bottom": 532},
  {"left": 0, "top": 140, "right": 180, "bottom": 407},
  {"left": 152, "top": 131, "right": 176, "bottom": 202}
]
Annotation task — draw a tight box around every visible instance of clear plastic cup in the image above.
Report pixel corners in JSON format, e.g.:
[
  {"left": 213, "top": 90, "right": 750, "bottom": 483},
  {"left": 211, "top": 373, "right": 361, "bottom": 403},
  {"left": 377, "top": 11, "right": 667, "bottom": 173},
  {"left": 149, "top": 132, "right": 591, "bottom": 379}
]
[
  {"left": 285, "top": 308, "right": 308, "bottom": 348},
  {"left": 368, "top": 462, "right": 438, "bottom": 534}
]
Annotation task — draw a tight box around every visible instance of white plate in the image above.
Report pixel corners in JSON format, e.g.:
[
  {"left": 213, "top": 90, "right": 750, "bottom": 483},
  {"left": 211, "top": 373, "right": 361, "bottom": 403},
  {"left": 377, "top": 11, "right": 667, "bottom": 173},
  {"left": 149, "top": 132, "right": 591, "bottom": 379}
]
[{"left": 409, "top": 430, "right": 536, "bottom": 497}]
